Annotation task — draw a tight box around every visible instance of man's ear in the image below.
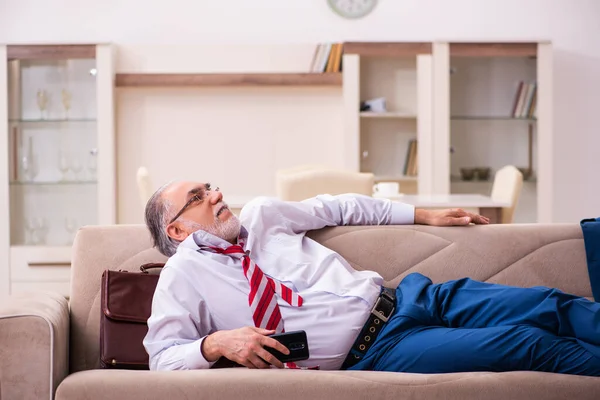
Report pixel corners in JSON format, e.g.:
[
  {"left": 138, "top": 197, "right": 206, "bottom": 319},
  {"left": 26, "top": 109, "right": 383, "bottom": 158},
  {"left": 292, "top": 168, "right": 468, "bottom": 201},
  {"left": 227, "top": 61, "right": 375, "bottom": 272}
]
[{"left": 166, "top": 222, "right": 188, "bottom": 242}]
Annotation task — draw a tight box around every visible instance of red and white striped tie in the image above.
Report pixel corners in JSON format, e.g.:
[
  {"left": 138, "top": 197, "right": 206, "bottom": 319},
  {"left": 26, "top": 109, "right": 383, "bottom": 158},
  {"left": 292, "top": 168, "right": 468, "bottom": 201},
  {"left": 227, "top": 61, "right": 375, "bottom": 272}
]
[
  {"left": 210, "top": 244, "right": 303, "bottom": 331},
  {"left": 208, "top": 243, "right": 318, "bottom": 369}
]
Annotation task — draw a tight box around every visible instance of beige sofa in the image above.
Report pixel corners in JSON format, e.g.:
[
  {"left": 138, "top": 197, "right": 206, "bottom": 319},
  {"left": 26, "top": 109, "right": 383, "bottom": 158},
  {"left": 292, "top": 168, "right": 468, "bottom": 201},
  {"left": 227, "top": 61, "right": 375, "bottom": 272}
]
[{"left": 2, "top": 223, "right": 600, "bottom": 400}]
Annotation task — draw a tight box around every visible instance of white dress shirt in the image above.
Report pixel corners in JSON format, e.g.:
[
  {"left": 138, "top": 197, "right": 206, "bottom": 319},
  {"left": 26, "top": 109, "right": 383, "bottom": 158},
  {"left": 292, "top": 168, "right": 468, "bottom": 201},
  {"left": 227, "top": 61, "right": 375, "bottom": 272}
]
[{"left": 143, "top": 194, "right": 415, "bottom": 371}]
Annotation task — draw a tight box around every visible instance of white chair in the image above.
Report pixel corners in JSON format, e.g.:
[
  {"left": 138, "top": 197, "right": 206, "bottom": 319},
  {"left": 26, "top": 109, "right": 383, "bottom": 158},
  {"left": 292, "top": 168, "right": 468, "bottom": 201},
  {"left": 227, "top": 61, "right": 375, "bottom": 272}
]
[
  {"left": 276, "top": 165, "right": 375, "bottom": 201},
  {"left": 491, "top": 165, "right": 524, "bottom": 224},
  {"left": 136, "top": 167, "right": 153, "bottom": 209}
]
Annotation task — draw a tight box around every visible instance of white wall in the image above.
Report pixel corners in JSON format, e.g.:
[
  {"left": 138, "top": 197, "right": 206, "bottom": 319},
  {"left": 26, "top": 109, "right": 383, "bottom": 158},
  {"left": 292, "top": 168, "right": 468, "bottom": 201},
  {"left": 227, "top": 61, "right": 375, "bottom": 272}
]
[{"left": 2, "top": 0, "right": 600, "bottom": 223}]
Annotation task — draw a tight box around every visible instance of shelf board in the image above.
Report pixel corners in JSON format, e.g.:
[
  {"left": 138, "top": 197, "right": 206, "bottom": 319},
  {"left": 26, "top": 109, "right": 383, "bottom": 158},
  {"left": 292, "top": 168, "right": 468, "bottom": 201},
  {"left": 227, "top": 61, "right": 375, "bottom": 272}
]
[
  {"left": 115, "top": 73, "right": 343, "bottom": 88},
  {"left": 10, "top": 181, "right": 97, "bottom": 186},
  {"left": 450, "top": 176, "right": 492, "bottom": 183},
  {"left": 7, "top": 44, "right": 96, "bottom": 60},
  {"left": 343, "top": 42, "right": 432, "bottom": 56},
  {"left": 9, "top": 119, "right": 97, "bottom": 124},
  {"left": 450, "top": 176, "right": 537, "bottom": 183},
  {"left": 450, "top": 43, "right": 538, "bottom": 57},
  {"left": 451, "top": 116, "right": 536, "bottom": 122},
  {"left": 10, "top": 245, "right": 72, "bottom": 251},
  {"left": 360, "top": 112, "right": 417, "bottom": 119},
  {"left": 374, "top": 175, "right": 418, "bottom": 182}
]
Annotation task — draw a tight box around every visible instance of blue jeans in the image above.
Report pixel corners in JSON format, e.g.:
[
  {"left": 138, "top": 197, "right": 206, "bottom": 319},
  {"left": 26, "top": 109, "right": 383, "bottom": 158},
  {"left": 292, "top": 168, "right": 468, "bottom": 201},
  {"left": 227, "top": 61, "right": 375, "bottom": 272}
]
[{"left": 349, "top": 273, "right": 600, "bottom": 375}]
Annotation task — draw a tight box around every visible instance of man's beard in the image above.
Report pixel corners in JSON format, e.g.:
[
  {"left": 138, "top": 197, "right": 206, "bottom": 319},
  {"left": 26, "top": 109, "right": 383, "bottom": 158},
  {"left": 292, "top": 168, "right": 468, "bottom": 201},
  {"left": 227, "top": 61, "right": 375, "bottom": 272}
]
[{"left": 183, "top": 212, "right": 242, "bottom": 242}]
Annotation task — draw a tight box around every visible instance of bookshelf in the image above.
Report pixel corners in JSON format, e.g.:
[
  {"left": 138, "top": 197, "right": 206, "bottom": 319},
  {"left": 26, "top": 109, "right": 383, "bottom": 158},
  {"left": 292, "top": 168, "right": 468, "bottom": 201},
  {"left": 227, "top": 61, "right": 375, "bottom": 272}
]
[
  {"left": 431, "top": 42, "right": 552, "bottom": 223},
  {"left": 343, "top": 43, "right": 433, "bottom": 195},
  {"left": 342, "top": 41, "right": 551, "bottom": 221}
]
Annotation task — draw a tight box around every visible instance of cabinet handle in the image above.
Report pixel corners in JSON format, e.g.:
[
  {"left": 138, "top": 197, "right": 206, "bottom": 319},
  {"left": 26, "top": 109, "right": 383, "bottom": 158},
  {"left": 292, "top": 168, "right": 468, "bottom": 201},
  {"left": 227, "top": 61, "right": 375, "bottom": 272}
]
[{"left": 27, "top": 262, "right": 70, "bottom": 267}]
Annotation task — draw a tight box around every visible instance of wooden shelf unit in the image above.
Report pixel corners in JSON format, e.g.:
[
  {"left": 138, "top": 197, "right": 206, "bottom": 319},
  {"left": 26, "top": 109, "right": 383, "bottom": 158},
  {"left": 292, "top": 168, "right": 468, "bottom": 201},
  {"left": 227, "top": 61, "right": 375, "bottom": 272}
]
[
  {"left": 343, "top": 42, "right": 432, "bottom": 196},
  {"left": 115, "top": 72, "right": 342, "bottom": 87},
  {"left": 445, "top": 41, "right": 549, "bottom": 223}
]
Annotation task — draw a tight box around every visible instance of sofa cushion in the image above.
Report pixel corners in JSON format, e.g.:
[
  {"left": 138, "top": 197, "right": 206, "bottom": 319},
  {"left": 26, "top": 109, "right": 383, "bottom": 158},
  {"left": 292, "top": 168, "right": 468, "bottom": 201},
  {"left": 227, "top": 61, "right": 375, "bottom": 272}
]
[{"left": 55, "top": 369, "right": 600, "bottom": 400}]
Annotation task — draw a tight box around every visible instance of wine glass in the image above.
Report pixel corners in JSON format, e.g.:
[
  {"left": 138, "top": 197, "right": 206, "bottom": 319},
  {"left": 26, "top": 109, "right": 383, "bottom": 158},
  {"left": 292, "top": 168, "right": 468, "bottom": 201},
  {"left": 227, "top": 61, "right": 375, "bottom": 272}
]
[
  {"left": 21, "top": 148, "right": 38, "bottom": 182},
  {"left": 61, "top": 89, "right": 72, "bottom": 120},
  {"left": 36, "top": 89, "right": 48, "bottom": 120},
  {"left": 58, "top": 151, "right": 70, "bottom": 181},
  {"left": 24, "top": 217, "right": 35, "bottom": 245},
  {"left": 20, "top": 153, "right": 31, "bottom": 182},
  {"left": 87, "top": 148, "right": 98, "bottom": 181},
  {"left": 26, "top": 217, "right": 47, "bottom": 245},
  {"left": 36, "top": 217, "right": 48, "bottom": 245},
  {"left": 71, "top": 157, "right": 82, "bottom": 181}
]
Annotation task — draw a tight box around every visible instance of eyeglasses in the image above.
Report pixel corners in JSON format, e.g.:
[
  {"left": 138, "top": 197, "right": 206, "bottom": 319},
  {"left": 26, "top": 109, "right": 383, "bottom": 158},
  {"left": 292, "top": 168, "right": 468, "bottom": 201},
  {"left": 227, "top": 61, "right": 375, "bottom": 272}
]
[{"left": 168, "top": 183, "right": 219, "bottom": 224}]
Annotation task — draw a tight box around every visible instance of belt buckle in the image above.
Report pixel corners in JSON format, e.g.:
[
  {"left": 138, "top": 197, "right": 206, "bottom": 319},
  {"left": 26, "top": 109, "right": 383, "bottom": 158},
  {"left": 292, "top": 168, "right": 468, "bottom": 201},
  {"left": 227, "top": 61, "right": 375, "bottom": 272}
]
[{"left": 371, "top": 294, "right": 394, "bottom": 323}]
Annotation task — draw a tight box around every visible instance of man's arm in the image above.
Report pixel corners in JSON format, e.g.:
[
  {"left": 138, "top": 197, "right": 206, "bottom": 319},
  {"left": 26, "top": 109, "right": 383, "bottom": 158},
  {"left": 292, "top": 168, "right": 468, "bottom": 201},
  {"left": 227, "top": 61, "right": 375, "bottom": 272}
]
[
  {"left": 240, "top": 193, "right": 414, "bottom": 235},
  {"left": 201, "top": 327, "right": 290, "bottom": 369},
  {"left": 143, "top": 266, "right": 214, "bottom": 370},
  {"left": 144, "top": 266, "right": 291, "bottom": 370},
  {"left": 240, "top": 194, "right": 488, "bottom": 235}
]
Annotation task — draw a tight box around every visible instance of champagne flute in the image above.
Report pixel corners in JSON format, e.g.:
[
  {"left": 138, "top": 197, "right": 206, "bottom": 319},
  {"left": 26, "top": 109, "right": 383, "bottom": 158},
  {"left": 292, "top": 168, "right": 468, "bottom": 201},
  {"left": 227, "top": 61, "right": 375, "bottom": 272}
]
[
  {"left": 24, "top": 217, "right": 35, "bottom": 244},
  {"left": 35, "top": 217, "right": 48, "bottom": 245},
  {"left": 58, "top": 151, "right": 70, "bottom": 181},
  {"left": 20, "top": 153, "right": 31, "bottom": 182},
  {"left": 61, "top": 89, "right": 72, "bottom": 120},
  {"left": 87, "top": 148, "right": 98, "bottom": 181},
  {"left": 36, "top": 89, "right": 48, "bottom": 120},
  {"left": 21, "top": 137, "right": 39, "bottom": 182},
  {"left": 71, "top": 157, "right": 82, "bottom": 181}
]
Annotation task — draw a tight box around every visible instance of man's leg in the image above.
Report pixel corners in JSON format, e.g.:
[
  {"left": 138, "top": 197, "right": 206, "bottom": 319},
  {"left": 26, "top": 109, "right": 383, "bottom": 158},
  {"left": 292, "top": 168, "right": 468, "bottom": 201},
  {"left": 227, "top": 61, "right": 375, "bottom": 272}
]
[
  {"left": 371, "top": 324, "right": 600, "bottom": 376},
  {"left": 397, "top": 273, "right": 600, "bottom": 348}
]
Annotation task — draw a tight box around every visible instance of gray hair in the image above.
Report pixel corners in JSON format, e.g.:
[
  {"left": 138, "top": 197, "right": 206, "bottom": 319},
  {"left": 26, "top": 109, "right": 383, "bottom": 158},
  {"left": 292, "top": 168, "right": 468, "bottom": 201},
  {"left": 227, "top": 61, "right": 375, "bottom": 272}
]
[{"left": 145, "top": 182, "right": 180, "bottom": 257}]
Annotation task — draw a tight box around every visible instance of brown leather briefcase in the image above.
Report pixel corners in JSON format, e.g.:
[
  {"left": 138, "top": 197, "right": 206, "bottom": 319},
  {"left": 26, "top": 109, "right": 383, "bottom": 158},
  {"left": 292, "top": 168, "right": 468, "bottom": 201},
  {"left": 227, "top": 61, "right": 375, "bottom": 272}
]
[{"left": 99, "top": 263, "right": 164, "bottom": 369}]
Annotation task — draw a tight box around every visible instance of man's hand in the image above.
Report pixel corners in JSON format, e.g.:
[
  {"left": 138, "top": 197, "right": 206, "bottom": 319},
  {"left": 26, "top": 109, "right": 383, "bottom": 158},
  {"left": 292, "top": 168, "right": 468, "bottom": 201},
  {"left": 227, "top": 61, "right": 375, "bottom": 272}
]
[
  {"left": 201, "top": 326, "right": 290, "bottom": 369},
  {"left": 415, "top": 208, "right": 490, "bottom": 226}
]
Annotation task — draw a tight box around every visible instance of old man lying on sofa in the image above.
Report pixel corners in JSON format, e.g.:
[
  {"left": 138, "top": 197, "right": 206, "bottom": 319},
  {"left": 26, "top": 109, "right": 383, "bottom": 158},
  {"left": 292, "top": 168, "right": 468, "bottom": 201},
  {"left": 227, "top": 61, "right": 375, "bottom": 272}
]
[{"left": 142, "top": 181, "right": 600, "bottom": 375}]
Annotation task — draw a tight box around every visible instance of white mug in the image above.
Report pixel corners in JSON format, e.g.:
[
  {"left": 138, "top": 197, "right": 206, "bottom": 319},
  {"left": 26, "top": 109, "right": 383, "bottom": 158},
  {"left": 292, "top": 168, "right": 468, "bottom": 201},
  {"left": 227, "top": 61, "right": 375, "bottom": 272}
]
[{"left": 373, "top": 182, "right": 400, "bottom": 196}]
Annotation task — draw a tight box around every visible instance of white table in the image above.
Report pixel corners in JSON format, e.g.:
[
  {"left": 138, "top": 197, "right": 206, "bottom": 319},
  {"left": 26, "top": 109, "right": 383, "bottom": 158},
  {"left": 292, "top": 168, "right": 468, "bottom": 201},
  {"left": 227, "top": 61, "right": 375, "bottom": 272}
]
[{"left": 374, "top": 193, "right": 511, "bottom": 223}]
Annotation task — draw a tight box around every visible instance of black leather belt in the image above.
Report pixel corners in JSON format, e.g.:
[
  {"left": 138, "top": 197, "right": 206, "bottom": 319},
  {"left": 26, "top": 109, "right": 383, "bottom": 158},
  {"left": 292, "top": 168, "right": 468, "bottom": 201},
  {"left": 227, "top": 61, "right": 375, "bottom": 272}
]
[{"left": 340, "top": 287, "right": 396, "bottom": 370}]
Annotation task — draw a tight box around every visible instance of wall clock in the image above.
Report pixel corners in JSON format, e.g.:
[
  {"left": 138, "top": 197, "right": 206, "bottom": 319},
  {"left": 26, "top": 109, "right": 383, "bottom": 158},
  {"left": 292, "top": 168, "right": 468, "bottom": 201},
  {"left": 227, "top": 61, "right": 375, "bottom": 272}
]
[{"left": 327, "top": 0, "right": 378, "bottom": 19}]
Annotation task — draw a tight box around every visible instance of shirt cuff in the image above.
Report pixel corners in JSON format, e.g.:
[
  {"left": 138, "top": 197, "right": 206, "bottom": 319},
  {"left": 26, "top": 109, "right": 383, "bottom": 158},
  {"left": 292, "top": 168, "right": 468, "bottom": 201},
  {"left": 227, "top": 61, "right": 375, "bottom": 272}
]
[
  {"left": 390, "top": 201, "right": 415, "bottom": 225},
  {"left": 184, "top": 336, "right": 216, "bottom": 369}
]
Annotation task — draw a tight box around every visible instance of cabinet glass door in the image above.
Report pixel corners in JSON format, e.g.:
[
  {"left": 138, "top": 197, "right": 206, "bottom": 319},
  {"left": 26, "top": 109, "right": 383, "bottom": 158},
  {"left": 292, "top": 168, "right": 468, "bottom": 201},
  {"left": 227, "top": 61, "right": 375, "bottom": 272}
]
[{"left": 7, "top": 53, "right": 99, "bottom": 246}]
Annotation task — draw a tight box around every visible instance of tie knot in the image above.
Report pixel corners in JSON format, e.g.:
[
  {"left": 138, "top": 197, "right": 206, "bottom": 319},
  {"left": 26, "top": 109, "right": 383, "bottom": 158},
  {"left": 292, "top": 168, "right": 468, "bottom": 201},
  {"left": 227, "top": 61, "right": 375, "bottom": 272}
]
[{"left": 209, "top": 245, "right": 246, "bottom": 255}]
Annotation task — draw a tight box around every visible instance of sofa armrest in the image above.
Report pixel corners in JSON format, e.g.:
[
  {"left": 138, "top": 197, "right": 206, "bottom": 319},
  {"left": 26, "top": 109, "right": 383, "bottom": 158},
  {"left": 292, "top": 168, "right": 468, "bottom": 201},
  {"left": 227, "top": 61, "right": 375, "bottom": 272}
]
[{"left": 0, "top": 292, "right": 69, "bottom": 400}]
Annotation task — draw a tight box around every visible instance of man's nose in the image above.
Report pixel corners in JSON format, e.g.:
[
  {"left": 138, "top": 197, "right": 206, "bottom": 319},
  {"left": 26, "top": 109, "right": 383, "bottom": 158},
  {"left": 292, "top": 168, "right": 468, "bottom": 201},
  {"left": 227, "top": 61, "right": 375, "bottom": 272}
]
[{"left": 210, "top": 189, "right": 223, "bottom": 204}]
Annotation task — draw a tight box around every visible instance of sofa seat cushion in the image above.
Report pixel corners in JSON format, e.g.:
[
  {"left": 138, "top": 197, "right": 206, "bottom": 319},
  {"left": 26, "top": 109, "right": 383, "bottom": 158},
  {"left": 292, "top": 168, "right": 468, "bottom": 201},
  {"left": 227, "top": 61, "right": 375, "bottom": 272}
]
[{"left": 55, "top": 369, "right": 600, "bottom": 400}]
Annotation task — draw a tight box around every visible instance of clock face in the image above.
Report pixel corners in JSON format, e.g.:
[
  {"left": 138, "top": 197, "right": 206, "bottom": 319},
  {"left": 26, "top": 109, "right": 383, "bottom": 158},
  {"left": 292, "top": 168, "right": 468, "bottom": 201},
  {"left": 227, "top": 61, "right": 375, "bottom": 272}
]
[{"left": 327, "top": 0, "right": 378, "bottom": 19}]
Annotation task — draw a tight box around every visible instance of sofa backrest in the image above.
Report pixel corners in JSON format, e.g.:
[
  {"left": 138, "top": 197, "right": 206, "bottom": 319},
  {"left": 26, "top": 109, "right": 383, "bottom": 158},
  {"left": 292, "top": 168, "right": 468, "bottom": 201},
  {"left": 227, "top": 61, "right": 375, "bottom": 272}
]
[{"left": 69, "top": 223, "right": 592, "bottom": 373}]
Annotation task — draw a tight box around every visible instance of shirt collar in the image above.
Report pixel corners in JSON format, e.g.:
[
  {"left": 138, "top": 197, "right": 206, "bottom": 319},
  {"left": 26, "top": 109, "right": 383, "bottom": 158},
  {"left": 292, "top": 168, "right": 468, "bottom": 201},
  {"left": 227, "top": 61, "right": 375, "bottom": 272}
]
[{"left": 178, "top": 225, "right": 249, "bottom": 252}]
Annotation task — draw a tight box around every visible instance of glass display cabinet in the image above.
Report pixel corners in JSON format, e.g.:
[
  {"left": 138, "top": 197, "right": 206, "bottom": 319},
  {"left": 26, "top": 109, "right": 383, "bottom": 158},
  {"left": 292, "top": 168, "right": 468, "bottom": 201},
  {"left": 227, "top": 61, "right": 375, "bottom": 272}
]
[{"left": 0, "top": 44, "right": 116, "bottom": 296}]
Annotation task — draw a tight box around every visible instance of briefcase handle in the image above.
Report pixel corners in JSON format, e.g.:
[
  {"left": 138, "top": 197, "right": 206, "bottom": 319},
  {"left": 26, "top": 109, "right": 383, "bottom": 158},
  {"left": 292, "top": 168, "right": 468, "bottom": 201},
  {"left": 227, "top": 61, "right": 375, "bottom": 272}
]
[{"left": 139, "top": 262, "right": 165, "bottom": 273}]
